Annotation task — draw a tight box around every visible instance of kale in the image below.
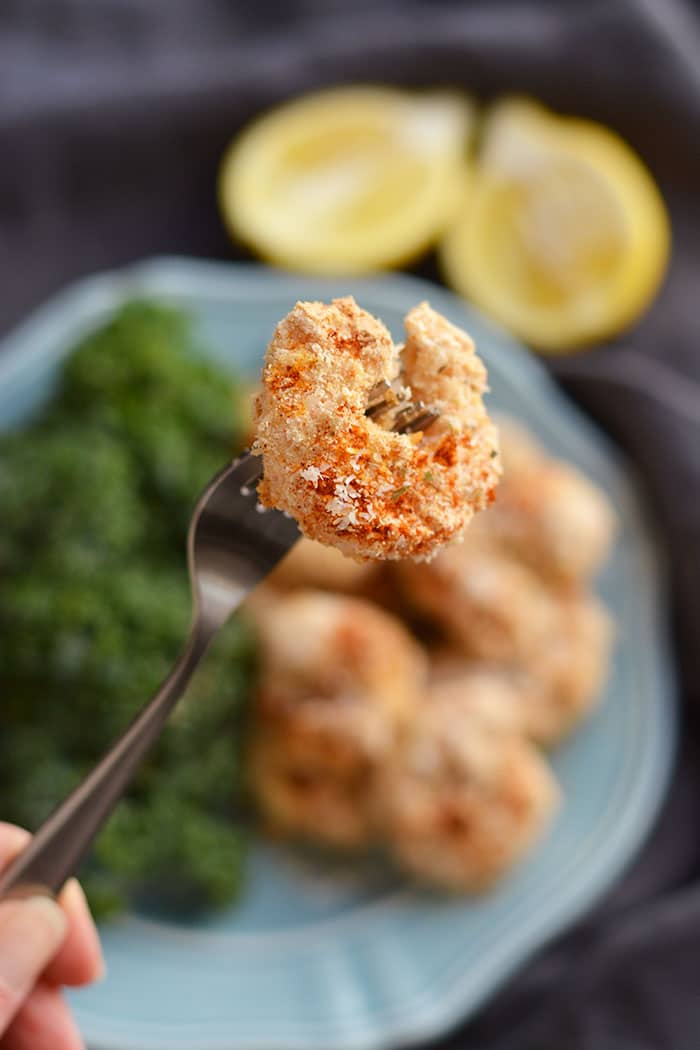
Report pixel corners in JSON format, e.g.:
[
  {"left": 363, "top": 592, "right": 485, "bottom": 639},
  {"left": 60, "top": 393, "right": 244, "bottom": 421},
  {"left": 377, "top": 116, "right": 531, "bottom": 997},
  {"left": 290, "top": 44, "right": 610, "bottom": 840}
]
[
  {"left": 90, "top": 793, "right": 248, "bottom": 916},
  {"left": 0, "top": 426, "right": 147, "bottom": 576},
  {"left": 0, "top": 301, "right": 255, "bottom": 918},
  {"left": 53, "top": 302, "right": 245, "bottom": 545}
]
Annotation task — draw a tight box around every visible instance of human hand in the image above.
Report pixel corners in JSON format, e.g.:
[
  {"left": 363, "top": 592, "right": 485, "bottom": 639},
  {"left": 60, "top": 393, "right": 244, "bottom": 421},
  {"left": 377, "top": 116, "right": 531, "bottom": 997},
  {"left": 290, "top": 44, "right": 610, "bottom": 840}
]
[{"left": 0, "top": 823, "right": 104, "bottom": 1050}]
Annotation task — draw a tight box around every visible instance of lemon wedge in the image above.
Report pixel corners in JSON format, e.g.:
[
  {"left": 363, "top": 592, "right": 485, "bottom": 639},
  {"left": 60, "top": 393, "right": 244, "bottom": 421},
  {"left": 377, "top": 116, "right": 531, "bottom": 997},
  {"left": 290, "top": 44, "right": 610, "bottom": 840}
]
[
  {"left": 219, "top": 86, "right": 474, "bottom": 274},
  {"left": 441, "top": 98, "right": 670, "bottom": 351}
]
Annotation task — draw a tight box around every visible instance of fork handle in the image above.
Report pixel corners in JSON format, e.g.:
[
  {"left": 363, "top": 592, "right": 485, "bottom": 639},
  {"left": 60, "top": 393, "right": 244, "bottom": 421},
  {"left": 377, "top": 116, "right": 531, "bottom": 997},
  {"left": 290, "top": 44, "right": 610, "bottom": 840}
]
[{"left": 0, "top": 620, "right": 214, "bottom": 900}]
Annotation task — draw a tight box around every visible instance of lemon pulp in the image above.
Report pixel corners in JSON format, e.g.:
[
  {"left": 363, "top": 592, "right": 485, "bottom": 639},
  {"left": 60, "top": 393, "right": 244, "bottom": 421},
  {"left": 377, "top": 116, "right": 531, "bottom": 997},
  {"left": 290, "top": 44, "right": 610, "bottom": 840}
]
[
  {"left": 441, "top": 98, "right": 670, "bottom": 351},
  {"left": 219, "top": 86, "right": 474, "bottom": 274}
]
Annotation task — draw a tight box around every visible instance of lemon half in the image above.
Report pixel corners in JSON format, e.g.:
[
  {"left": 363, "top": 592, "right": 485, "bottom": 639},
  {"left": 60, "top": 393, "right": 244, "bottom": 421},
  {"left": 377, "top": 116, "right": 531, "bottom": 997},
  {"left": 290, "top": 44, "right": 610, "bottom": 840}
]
[
  {"left": 219, "top": 86, "right": 474, "bottom": 274},
  {"left": 441, "top": 98, "right": 671, "bottom": 351}
]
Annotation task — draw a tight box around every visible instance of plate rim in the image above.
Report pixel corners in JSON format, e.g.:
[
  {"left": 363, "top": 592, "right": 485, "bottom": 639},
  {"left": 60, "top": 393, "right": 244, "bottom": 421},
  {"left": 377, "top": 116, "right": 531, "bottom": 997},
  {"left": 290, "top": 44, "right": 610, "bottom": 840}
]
[{"left": 0, "top": 256, "right": 678, "bottom": 1050}]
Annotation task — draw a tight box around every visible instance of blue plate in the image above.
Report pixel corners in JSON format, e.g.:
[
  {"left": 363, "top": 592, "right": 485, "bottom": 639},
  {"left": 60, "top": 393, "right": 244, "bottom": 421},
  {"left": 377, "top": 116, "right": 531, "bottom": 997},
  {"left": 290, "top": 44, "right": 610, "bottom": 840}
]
[{"left": 0, "top": 259, "right": 677, "bottom": 1050}]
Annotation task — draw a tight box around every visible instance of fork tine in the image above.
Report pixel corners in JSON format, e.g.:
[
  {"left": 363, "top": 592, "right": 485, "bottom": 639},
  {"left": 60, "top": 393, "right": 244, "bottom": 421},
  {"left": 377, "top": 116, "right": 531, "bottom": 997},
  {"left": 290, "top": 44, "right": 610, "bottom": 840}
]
[
  {"left": 365, "top": 373, "right": 439, "bottom": 434},
  {"left": 394, "top": 407, "right": 441, "bottom": 434},
  {"left": 365, "top": 379, "right": 394, "bottom": 414}
]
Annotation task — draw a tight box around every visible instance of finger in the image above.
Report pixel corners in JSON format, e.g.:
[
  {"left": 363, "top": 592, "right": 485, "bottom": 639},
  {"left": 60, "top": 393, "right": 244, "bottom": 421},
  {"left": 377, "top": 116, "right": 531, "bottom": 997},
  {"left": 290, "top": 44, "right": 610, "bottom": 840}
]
[
  {"left": 43, "top": 881, "right": 104, "bottom": 988},
  {"left": 0, "top": 825, "right": 104, "bottom": 989},
  {"left": 0, "top": 826, "right": 29, "bottom": 869},
  {"left": 0, "top": 898, "right": 66, "bottom": 1036},
  {"left": 2, "top": 982, "right": 84, "bottom": 1050}
]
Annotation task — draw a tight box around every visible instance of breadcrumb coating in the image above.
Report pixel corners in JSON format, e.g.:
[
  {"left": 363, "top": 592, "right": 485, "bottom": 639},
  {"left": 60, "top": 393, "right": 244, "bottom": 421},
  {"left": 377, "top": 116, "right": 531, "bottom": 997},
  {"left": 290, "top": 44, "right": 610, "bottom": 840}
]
[
  {"left": 266, "top": 537, "right": 376, "bottom": 593},
  {"left": 429, "top": 589, "right": 613, "bottom": 747},
  {"left": 253, "top": 296, "right": 500, "bottom": 560},
  {"left": 514, "top": 591, "right": 614, "bottom": 744},
  {"left": 244, "top": 369, "right": 616, "bottom": 890},
  {"left": 471, "top": 419, "right": 616, "bottom": 584},
  {"left": 396, "top": 537, "right": 561, "bottom": 662},
  {"left": 428, "top": 655, "right": 528, "bottom": 737},
  {"left": 378, "top": 686, "right": 559, "bottom": 891},
  {"left": 246, "top": 590, "right": 425, "bottom": 848}
]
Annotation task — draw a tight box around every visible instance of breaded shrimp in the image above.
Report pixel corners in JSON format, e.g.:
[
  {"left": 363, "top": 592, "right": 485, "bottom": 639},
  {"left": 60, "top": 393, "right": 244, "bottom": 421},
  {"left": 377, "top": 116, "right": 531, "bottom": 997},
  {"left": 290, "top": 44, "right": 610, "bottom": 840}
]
[
  {"left": 428, "top": 655, "right": 528, "bottom": 737},
  {"left": 429, "top": 589, "right": 612, "bottom": 746},
  {"left": 513, "top": 591, "right": 614, "bottom": 745},
  {"left": 378, "top": 687, "right": 559, "bottom": 891},
  {"left": 471, "top": 419, "right": 616, "bottom": 584},
  {"left": 266, "top": 537, "right": 376, "bottom": 593},
  {"left": 247, "top": 590, "right": 426, "bottom": 848},
  {"left": 396, "top": 538, "right": 560, "bottom": 662},
  {"left": 253, "top": 297, "right": 500, "bottom": 561}
]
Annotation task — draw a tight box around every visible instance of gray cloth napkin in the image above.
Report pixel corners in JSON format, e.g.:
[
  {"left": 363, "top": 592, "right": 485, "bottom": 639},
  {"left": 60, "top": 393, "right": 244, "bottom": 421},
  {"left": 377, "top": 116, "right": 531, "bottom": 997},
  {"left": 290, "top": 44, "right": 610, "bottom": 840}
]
[{"left": 1, "top": 1, "right": 699, "bottom": 1047}]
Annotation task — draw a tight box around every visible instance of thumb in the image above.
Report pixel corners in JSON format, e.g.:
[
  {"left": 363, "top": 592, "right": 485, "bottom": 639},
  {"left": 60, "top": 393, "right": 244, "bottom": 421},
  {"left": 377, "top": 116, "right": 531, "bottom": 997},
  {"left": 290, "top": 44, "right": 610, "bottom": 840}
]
[{"left": 0, "top": 896, "right": 67, "bottom": 1036}]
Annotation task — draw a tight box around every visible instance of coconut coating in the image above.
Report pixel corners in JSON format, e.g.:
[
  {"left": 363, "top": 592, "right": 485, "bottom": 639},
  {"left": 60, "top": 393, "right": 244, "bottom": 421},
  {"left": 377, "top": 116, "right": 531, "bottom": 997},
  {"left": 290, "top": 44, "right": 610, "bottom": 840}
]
[
  {"left": 247, "top": 590, "right": 426, "bottom": 848},
  {"left": 253, "top": 296, "right": 500, "bottom": 561},
  {"left": 379, "top": 687, "right": 559, "bottom": 891}
]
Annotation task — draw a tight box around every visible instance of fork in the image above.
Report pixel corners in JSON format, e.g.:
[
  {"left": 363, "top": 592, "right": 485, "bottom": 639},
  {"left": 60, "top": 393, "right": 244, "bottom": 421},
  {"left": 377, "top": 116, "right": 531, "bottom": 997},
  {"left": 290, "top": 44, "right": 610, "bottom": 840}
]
[{"left": 0, "top": 386, "right": 438, "bottom": 900}]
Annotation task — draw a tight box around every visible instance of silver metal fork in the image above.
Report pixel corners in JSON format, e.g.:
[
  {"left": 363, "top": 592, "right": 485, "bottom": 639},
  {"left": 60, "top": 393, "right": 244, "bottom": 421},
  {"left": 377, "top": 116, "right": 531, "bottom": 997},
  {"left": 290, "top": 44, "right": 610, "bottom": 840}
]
[{"left": 0, "top": 386, "right": 439, "bottom": 900}]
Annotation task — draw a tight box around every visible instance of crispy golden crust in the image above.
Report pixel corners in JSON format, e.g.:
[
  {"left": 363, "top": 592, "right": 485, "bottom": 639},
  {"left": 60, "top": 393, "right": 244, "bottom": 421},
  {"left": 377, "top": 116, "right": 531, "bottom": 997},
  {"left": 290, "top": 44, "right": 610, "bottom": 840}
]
[
  {"left": 253, "top": 296, "right": 500, "bottom": 561},
  {"left": 428, "top": 589, "right": 613, "bottom": 747},
  {"left": 247, "top": 590, "right": 426, "bottom": 848},
  {"left": 428, "top": 656, "right": 528, "bottom": 737},
  {"left": 513, "top": 591, "right": 614, "bottom": 745},
  {"left": 266, "top": 537, "right": 376, "bottom": 593},
  {"left": 470, "top": 419, "right": 616, "bottom": 584},
  {"left": 243, "top": 398, "right": 615, "bottom": 886},
  {"left": 378, "top": 688, "right": 559, "bottom": 891},
  {"left": 396, "top": 537, "right": 561, "bottom": 662}
]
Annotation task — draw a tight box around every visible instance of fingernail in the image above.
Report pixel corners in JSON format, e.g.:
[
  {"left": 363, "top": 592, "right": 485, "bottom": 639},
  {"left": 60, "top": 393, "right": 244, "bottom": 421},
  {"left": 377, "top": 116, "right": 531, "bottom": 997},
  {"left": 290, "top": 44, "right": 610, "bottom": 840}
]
[
  {"left": 63, "top": 878, "right": 107, "bottom": 980},
  {"left": 61, "top": 878, "right": 85, "bottom": 913},
  {"left": 0, "top": 824, "right": 30, "bottom": 865}
]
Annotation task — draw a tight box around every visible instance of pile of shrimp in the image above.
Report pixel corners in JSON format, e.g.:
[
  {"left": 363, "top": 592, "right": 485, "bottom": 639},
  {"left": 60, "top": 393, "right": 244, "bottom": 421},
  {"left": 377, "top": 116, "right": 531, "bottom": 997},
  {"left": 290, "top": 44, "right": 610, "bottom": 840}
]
[{"left": 244, "top": 419, "right": 616, "bottom": 892}]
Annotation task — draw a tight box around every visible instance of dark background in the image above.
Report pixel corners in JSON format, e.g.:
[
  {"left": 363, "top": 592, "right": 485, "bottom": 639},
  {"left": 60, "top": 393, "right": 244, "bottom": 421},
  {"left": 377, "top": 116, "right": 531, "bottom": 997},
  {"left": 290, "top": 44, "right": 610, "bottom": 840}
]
[{"left": 1, "top": 1, "right": 700, "bottom": 1047}]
